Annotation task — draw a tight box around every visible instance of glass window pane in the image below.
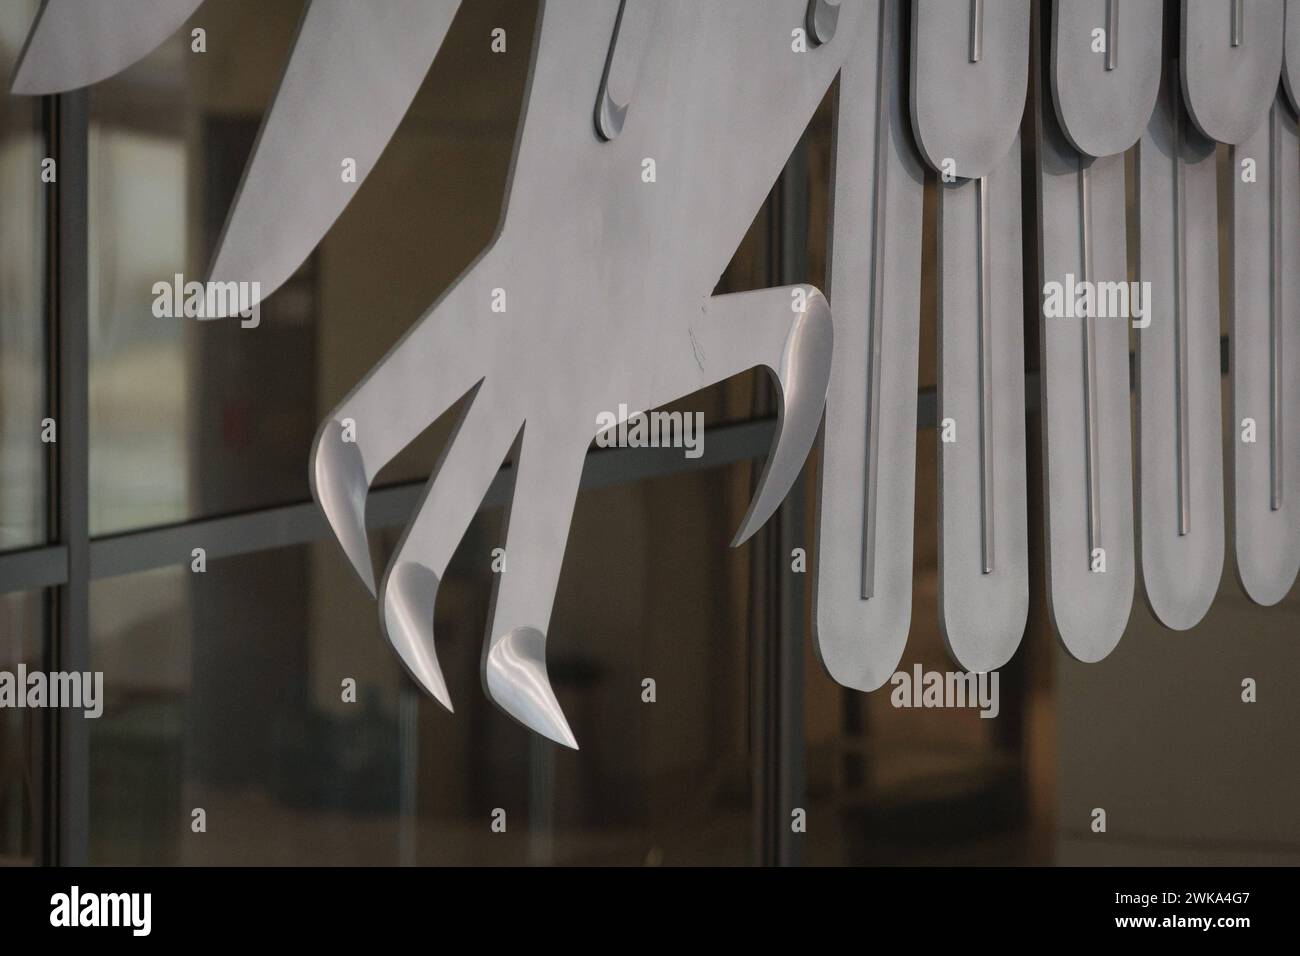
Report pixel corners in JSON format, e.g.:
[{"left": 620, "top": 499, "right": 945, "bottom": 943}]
[
  {"left": 87, "top": 1, "right": 307, "bottom": 535},
  {"left": 1055, "top": 585, "right": 1300, "bottom": 866},
  {"left": 89, "top": 463, "right": 755, "bottom": 864},
  {"left": 0, "top": 0, "right": 46, "bottom": 551}
]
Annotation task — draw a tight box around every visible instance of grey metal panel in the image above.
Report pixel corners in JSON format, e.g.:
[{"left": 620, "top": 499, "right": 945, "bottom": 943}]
[
  {"left": 1182, "top": 0, "right": 1285, "bottom": 145},
  {"left": 910, "top": 0, "right": 1029, "bottom": 672},
  {"left": 814, "top": 0, "right": 925, "bottom": 691},
  {"left": 1051, "top": 0, "right": 1162, "bottom": 158},
  {"left": 313, "top": 0, "right": 855, "bottom": 745},
  {"left": 1034, "top": 43, "right": 1135, "bottom": 662},
  {"left": 10, "top": 0, "right": 202, "bottom": 94},
  {"left": 937, "top": 149, "right": 1029, "bottom": 673},
  {"left": 1135, "top": 63, "right": 1224, "bottom": 631},
  {"left": 909, "top": 0, "right": 1030, "bottom": 179},
  {"left": 1230, "top": 92, "right": 1300, "bottom": 605},
  {"left": 206, "top": 0, "right": 460, "bottom": 311}
]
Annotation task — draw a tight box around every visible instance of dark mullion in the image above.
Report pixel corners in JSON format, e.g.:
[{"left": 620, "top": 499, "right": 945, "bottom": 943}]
[
  {"left": 37, "top": 90, "right": 57, "bottom": 872},
  {"left": 775, "top": 131, "right": 810, "bottom": 869},
  {"left": 749, "top": 132, "right": 812, "bottom": 868},
  {"left": 44, "top": 90, "right": 90, "bottom": 867}
]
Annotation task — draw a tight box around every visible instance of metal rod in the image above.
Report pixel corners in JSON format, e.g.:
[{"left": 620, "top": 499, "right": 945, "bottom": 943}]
[
  {"left": 861, "top": 0, "right": 892, "bottom": 600},
  {"left": 1231, "top": 0, "right": 1243, "bottom": 47},
  {"left": 1105, "top": 0, "right": 1118, "bottom": 71},
  {"left": 976, "top": 175, "right": 995, "bottom": 573},
  {"left": 1079, "top": 159, "right": 1103, "bottom": 562},
  {"left": 1173, "top": 72, "right": 1191, "bottom": 534},
  {"left": 970, "top": 0, "right": 984, "bottom": 63},
  {"left": 1270, "top": 101, "right": 1284, "bottom": 510}
]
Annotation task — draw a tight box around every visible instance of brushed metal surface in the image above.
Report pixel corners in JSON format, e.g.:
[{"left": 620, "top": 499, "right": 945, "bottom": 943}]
[
  {"left": 1182, "top": 0, "right": 1284, "bottom": 145},
  {"left": 909, "top": 0, "right": 1030, "bottom": 179},
  {"left": 1033, "top": 38, "right": 1135, "bottom": 663},
  {"left": 913, "top": 0, "right": 1030, "bottom": 671},
  {"left": 1135, "top": 62, "right": 1224, "bottom": 631},
  {"left": 1230, "top": 91, "right": 1300, "bottom": 606},
  {"left": 1050, "top": 0, "right": 1162, "bottom": 158},
  {"left": 814, "top": 0, "right": 925, "bottom": 691},
  {"left": 10, "top": 0, "right": 203, "bottom": 94},
  {"left": 311, "top": 1, "right": 854, "bottom": 744},
  {"left": 207, "top": 0, "right": 460, "bottom": 310},
  {"left": 937, "top": 153, "right": 1029, "bottom": 673}
]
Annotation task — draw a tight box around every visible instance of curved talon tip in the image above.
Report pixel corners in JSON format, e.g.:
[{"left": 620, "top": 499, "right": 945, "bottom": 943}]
[
  {"left": 483, "top": 626, "right": 579, "bottom": 749},
  {"left": 312, "top": 419, "right": 375, "bottom": 595},
  {"left": 731, "top": 290, "right": 833, "bottom": 547},
  {"left": 381, "top": 561, "right": 453, "bottom": 712}
]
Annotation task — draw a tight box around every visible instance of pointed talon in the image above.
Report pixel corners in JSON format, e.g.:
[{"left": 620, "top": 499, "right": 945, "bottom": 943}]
[
  {"left": 311, "top": 419, "right": 375, "bottom": 595},
  {"left": 479, "top": 428, "right": 585, "bottom": 748},
  {"left": 381, "top": 562, "right": 453, "bottom": 711},
  {"left": 374, "top": 391, "right": 516, "bottom": 710},
  {"left": 732, "top": 289, "right": 834, "bottom": 546},
  {"left": 483, "top": 626, "right": 578, "bottom": 749}
]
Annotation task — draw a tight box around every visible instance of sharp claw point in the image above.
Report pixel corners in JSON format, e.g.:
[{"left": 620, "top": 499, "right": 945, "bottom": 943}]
[
  {"left": 312, "top": 419, "right": 375, "bottom": 594},
  {"left": 731, "top": 292, "right": 833, "bottom": 546},
  {"left": 382, "top": 562, "right": 453, "bottom": 712},
  {"left": 729, "top": 518, "right": 763, "bottom": 549},
  {"left": 483, "top": 626, "right": 579, "bottom": 749}
]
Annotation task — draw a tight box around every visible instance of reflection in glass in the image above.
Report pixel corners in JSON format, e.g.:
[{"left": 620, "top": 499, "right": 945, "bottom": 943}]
[
  {"left": 87, "top": 1, "right": 306, "bottom": 534},
  {"left": 0, "top": 0, "right": 45, "bottom": 551},
  {"left": 86, "top": 0, "right": 546, "bottom": 534}
]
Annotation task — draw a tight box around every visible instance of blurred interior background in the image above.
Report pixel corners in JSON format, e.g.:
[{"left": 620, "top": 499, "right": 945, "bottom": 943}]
[{"left": 2, "top": 0, "right": 1298, "bottom": 865}]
